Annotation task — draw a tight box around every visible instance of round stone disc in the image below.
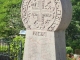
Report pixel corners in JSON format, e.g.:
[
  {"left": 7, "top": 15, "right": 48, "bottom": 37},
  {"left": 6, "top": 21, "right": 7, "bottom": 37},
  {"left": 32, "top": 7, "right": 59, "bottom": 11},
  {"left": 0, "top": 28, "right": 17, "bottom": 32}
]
[{"left": 21, "top": 0, "right": 72, "bottom": 31}]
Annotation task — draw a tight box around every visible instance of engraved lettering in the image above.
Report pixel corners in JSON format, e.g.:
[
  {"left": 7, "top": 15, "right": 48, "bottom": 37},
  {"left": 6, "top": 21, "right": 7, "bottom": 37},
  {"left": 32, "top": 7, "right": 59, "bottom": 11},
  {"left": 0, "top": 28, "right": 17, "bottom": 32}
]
[
  {"left": 33, "top": 31, "right": 47, "bottom": 36},
  {"left": 21, "top": 0, "right": 62, "bottom": 31}
]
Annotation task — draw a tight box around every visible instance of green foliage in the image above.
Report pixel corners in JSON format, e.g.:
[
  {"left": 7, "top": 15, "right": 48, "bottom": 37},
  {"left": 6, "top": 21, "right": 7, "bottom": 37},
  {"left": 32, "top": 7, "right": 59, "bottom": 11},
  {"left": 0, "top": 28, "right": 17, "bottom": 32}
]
[
  {"left": 13, "top": 36, "right": 25, "bottom": 42},
  {"left": 0, "top": 36, "right": 25, "bottom": 60},
  {"left": 10, "top": 36, "right": 25, "bottom": 57},
  {"left": 0, "top": 0, "right": 25, "bottom": 39},
  {"left": 11, "top": 36, "right": 25, "bottom": 49},
  {"left": 66, "top": 47, "right": 73, "bottom": 54},
  {"left": 10, "top": 35, "right": 25, "bottom": 50},
  {"left": 67, "top": 57, "right": 72, "bottom": 60},
  {"left": 66, "top": 0, "right": 80, "bottom": 52},
  {"left": 0, "top": 45, "right": 8, "bottom": 52}
]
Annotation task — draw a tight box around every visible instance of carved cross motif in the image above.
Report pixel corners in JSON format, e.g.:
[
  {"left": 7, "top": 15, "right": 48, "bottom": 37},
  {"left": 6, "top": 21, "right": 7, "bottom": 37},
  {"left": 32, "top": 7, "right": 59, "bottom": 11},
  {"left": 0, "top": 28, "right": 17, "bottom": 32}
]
[{"left": 21, "top": 0, "right": 62, "bottom": 31}]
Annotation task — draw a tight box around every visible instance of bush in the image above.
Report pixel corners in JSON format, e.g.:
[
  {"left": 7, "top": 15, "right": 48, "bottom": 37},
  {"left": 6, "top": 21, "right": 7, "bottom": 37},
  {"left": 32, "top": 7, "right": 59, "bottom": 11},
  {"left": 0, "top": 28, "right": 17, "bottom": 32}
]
[
  {"left": 10, "top": 35, "right": 25, "bottom": 60},
  {"left": 66, "top": 47, "right": 73, "bottom": 54},
  {"left": 0, "top": 36, "right": 25, "bottom": 60},
  {"left": 0, "top": 44, "right": 8, "bottom": 52}
]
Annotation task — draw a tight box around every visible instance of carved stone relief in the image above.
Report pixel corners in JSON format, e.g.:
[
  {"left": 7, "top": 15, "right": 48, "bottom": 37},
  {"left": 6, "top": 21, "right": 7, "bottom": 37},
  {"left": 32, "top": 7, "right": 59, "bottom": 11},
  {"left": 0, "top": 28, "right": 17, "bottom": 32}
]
[{"left": 21, "top": 0, "right": 62, "bottom": 31}]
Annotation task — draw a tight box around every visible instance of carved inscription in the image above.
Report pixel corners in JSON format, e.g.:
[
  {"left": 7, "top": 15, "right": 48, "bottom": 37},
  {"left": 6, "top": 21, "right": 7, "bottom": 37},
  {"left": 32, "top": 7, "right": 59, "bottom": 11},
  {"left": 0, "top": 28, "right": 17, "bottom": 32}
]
[
  {"left": 33, "top": 31, "right": 47, "bottom": 37},
  {"left": 21, "top": 0, "right": 62, "bottom": 31},
  {"left": 48, "top": 0, "right": 62, "bottom": 31}
]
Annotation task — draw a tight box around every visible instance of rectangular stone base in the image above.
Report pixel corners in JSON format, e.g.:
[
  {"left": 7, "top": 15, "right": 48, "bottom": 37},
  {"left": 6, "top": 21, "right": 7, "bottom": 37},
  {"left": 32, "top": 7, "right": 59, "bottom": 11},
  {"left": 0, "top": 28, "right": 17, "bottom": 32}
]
[{"left": 23, "top": 30, "right": 66, "bottom": 60}]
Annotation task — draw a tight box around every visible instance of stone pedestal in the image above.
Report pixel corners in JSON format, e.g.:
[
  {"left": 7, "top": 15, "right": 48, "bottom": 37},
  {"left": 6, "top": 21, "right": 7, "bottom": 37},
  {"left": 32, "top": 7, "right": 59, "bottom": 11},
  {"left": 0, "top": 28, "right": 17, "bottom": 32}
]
[{"left": 23, "top": 30, "right": 66, "bottom": 60}]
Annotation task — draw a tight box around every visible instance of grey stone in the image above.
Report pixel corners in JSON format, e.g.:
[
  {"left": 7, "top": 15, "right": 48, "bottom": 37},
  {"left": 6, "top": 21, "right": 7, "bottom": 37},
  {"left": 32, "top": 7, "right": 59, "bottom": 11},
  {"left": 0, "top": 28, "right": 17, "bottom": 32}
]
[{"left": 21, "top": 0, "right": 72, "bottom": 60}]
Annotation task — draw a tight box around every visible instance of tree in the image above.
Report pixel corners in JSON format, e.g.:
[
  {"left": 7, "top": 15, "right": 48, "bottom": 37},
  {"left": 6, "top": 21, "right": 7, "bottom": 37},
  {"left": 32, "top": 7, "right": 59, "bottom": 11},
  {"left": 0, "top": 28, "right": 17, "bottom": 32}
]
[
  {"left": 0, "top": 0, "right": 25, "bottom": 40},
  {"left": 66, "top": 0, "right": 80, "bottom": 52}
]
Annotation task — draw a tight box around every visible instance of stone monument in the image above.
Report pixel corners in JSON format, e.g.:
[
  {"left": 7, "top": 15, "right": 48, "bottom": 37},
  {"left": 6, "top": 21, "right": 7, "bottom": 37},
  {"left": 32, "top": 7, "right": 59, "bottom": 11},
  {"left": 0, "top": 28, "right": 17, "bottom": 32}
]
[{"left": 21, "top": 0, "right": 72, "bottom": 60}]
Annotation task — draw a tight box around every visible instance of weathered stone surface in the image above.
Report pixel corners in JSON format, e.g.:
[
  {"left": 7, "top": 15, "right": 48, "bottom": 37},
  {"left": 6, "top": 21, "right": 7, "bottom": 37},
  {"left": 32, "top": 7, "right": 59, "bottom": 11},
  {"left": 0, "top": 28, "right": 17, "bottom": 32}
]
[
  {"left": 21, "top": 0, "right": 72, "bottom": 31},
  {"left": 23, "top": 30, "right": 56, "bottom": 60},
  {"left": 21, "top": 0, "right": 72, "bottom": 60}
]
